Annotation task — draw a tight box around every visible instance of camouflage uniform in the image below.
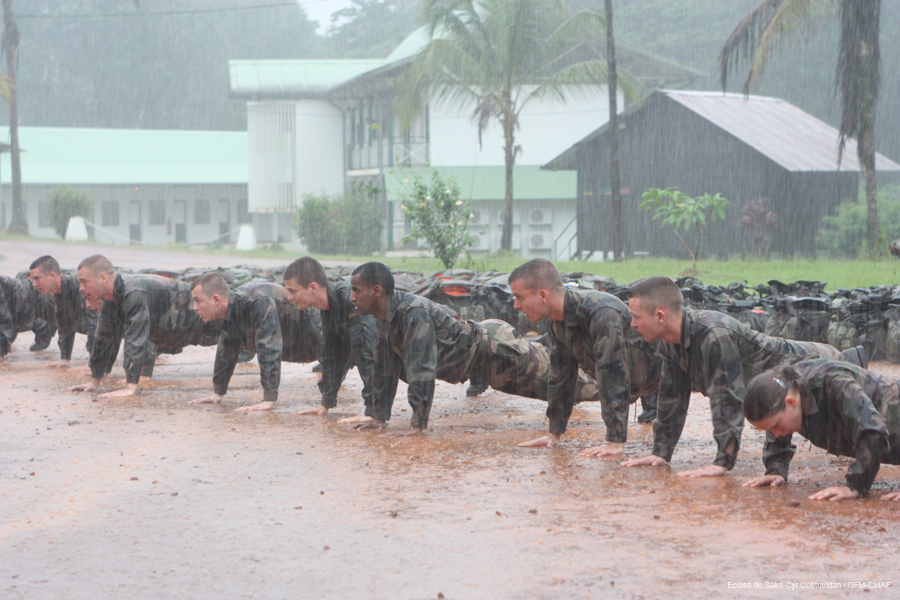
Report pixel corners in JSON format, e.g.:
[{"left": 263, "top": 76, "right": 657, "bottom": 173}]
[
  {"left": 0, "top": 274, "right": 57, "bottom": 356},
  {"left": 0, "top": 281, "right": 12, "bottom": 356},
  {"left": 761, "top": 359, "right": 900, "bottom": 496},
  {"left": 45, "top": 271, "right": 98, "bottom": 361},
  {"left": 213, "top": 282, "right": 323, "bottom": 403},
  {"left": 546, "top": 288, "right": 661, "bottom": 443},
  {"left": 653, "top": 309, "right": 845, "bottom": 469},
  {"left": 91, "top": 274, "right": 209, "bottom": 384},
  {"left": 318, "top": 280, "right": 377, "bottom": 413}
]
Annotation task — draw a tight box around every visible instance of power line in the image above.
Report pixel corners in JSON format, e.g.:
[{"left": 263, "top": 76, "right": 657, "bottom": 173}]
[{"left": 14, "top": 2, "right": 328, "bottom": 19}]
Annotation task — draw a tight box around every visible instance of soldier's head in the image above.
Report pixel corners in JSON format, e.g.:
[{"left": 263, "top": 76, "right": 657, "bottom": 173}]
[
  {"left": 350, "top": 262, "right": 393, "bottom": 319},
  {"left": 283, "top": 257, "right": 329, "bottom": 311},
  {"left": 77, "top": 255, "right": 117, "bottom": 304},
  {"left": 191, "top": 272, "right": 230, "bottom": 322},
  {"left": 743, "top": 365, "right": 803, "bottom": 438},
  {"left": 29, "top": 255, "right": 63, "bottom": 295},
  {"left": 508, "top": 258, "right": 564, "bottom": 323},
  {"left": 628, "top": 276, "right": 683, "bottom": 343}
]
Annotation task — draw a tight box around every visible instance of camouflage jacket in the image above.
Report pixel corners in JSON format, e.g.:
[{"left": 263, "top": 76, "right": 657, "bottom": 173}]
[
  {"left": 372, "top": 291, "right": 479, "bottom": 429},
  {"left": 653, "top": 309, "right": 844, "bottom": 469},
  {"left": 0, "top": 274, "right": 55, "bottom": 331},
  {"left": 318, "top": 280, "right": 377, "bottom": 411},
  {"left": 51, "top": 272, "right": 98, "bottom": 361},
  {"left": 762, "top": 359, "right": 900, "bottom": 496},
  {"left": 91, "top": 274, "right": 205, "bottom": 384},
  {"left": 213, "top": 282, "right": 323, "bottom": 402},
  {"left": 546, "top": 288, "right": 660, "bottom": 442},
  {"left": 0, "top": 280, "right": 12, "bottom": 355}
]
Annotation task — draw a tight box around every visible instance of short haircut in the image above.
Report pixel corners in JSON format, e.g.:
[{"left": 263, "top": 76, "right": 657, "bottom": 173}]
[
  {"left": 192, "top": 272, "right": 231, "bottom": 299},
  {"left": 77, "top": 254, "right": 116, "bottom": 277},
  {"left": 284, "top": 257, "right": 328, "bottom": 288},
  {"left": 629, "top": 276, "right": 682, "bottom": 313},
  {"left": 351, "top": 262, "right": 394, "bottom": 296},
  {"left": 30, "top": 255, "right": 61, "bottom": 275},
  {"left": 508, "top": 258, "right": 564, "bottom": 292},
  {"left": 743, "top": 365, "right": 797, "bottom": 422}
]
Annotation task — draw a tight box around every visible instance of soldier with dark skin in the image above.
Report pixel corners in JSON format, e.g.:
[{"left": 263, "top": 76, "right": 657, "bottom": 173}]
[
  {"left": 281, "top": 257, "right": 378, "bottom": 423},
  {"left": 743, "top": 359, "right": 900, "bottom": 502},
  {"left": 623, "top": 276, "right": 845, "bottom": 477},
  {"left": 509, "top": 258, "right": 660, "bottom": 457},
  {"left": 67, "top": 254, "right": 209, "bottom": 399},
  {"left": 190, "top": 272, "right": 323, "bottom": 412},
  {"left": 29, "top": 255, "right": 98, "bottom": 368}
]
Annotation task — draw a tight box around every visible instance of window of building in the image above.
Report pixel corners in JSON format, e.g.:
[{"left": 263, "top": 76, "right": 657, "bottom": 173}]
[
  {"left": 149, "top": 200, "right": 166, "bottom": 225},
  {"left": 102, "top": 200, "right": 120, "bottom": 227},
  {"left": 194, "top": 199, "right": 210, "bottom": 224},
  {"left": 237, "top": 198, "right": 252, "bottom": 224}
]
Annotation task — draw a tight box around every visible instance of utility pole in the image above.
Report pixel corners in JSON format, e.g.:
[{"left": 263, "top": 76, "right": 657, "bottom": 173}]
[{"left": 2, "top": 0, "right": 25, "bottom": 234}]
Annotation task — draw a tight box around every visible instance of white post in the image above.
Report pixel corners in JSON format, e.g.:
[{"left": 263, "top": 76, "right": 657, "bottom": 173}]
[
  {"left": 236, "top": 225, "right": 257, "bottom": 251},
  {"left": 65, "top": 216, "right": 89, "bottom": 241}
]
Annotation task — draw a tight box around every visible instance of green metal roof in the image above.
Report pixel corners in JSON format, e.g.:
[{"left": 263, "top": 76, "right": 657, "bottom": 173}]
[
  {"left": 0, "top": 127, "right": 247, "bottom": 185},
  {"left": 384, "top": 166, "right": 576, "bottom": 202},
  {"left": 229, "top": 59, "right": 385, "bottom": 97}
]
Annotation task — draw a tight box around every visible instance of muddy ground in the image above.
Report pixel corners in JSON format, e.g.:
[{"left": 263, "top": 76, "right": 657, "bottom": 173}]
[{"left": 1, "top": 241, "right": 899, "bottom": 599}]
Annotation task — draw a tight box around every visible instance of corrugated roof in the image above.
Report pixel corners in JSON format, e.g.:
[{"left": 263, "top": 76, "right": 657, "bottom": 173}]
[
  {"left": 0, "top": 127, "right": 248, "bottom": 185},
  {"left": 384, "top": 166, "right": 575, "bottom": 202},
  {"left": 544, "top": 90, "right": 900, "bottom": 172},
  {"left": 229, "top": 59, "right": 384, "bottom": 97}
]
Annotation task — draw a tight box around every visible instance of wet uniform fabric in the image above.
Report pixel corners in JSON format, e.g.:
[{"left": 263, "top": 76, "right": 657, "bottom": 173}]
[
  {"left": 546, "top": 288, "right": 661, "bottom": 442},
  {"left": 0, "top": 281, "right": 12, "bottom": 356},
  {"left": 0, "top": 274, "right": 57, "bottom": 356},
  {"left": 49, "top": 272, "right": 98, "bottom": 361},
  {"left": 90, "top": 273, "right": 208, "bottom": 384},
  {"left": 213, "top": 282, "right": 323, "bottom": 403},
  {"left": 761, "top": 359, "right": 900, "bottom": 496},
  {"left": 653, "top": 309, "right": 845, "bottom": 469},
  {"left": 317, "top": 280, "right": 377, "bottom": 413}
]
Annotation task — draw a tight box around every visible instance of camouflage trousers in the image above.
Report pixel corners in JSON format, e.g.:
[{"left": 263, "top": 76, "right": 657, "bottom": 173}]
[{"left": 471, "top": 319, "right": 598, "bottom": 404}]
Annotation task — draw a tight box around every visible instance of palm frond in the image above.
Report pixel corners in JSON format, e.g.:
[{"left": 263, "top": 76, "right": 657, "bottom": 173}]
[{"left": 836, "top": 0, "right": 881, "bottom": 161}]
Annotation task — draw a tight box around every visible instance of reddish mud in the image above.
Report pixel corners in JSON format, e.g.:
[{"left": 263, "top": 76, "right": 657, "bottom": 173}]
[{"left": 2, "top": 242, "right": 899, "bottom": 599}]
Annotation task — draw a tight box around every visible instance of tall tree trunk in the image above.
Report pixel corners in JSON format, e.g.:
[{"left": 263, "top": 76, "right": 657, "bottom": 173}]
[
  {"left": 858, "top": 13, "right": 880, "bottom": 253},
  {"left": 2, "top": 0, "right": 25, "bottom": 234},
  {"left": 604, "top": 0, "right": 622, "bottom": 262},
  {"left": 500, "top": 108, "right": 515, "bottom": 253}
]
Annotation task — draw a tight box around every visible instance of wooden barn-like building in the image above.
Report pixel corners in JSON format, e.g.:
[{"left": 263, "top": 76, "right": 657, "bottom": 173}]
[{"left": 544, "top": 90, "right": 900, "bottom": 259}]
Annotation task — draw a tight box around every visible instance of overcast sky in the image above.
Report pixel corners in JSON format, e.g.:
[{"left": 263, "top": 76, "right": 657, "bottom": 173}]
[{"left": 297, "top": 0, "right": 356, "bottom": 33}]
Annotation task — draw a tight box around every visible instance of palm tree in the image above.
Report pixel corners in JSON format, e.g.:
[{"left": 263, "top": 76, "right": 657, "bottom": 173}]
[
  {"left": 2, "top": 0, "right": 25, "bottom": 234},
  {"left": 397, "top": 0, "right": 635, "bottom": 252},
  {"left": 720, "top": 0, "right": 882, "bottom": 253}
]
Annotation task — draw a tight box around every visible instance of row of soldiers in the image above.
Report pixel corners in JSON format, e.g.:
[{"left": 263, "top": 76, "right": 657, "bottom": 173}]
[{"left": 4, "top": 253, "right": 899, "bottom": 501}]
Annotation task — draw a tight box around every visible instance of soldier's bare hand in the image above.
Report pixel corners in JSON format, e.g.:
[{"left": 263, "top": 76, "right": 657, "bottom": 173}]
[
  {"left": 98, "top": 387, "right": 137, "bottom": 399},
  {"left": 353, "top": 419, "right": 386, "bottom": 431},
  {"left": 677, "top": 464, "right": 728, "bottom": 478},
  {"left": 380, "top": 427, "right": 422, "bottom": 438},
  {"left": 743, "top": 474, "right": 785, "bottom": 488},
  {"left": 518, "top": 434, "right": 560, "bottom": 448},
  {"left": 67, "top": 382, "right": 97, "bottom": 393},
  {"left": 234, "top": 401, "right": 274, "bottom": 412},
  {"left": 579, "top": 442, "right": 624, "bottom": 458},
  {"left": 45, "top": 360, "right": 71, "bottom": 368},
  {"left": 809, "top": 485, "right": 859, "bottom": 501},
  {"left": 337, "top": 414, "right": 373, "bottom": 424},
  {"left": 190, "top": 394, "right": 224, "bottom": 405},
  {"left": 295, "top": 406, "right": 329, "bottom": 416},
  {"left": 881, "top": 491, "right": 900, "bottom": 501},
  {"left": 621, "top": 454, "right": 667, "bottom": 468}
]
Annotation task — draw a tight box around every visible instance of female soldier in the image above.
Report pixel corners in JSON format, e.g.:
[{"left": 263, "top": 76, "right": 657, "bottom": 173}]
[{"left": 742, "top": 358, "right": 900, "bottom": 501}]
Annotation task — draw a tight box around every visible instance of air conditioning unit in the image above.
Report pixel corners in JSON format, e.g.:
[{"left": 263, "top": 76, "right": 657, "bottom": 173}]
[
  {"left": 529, "top": 209, "right": 545, "bottom": 224},
  {"left": 529, "top": 233, "right": 550, "bottom": 249},
  {"left": 496, "top": 209, "right": 519, "bottom": 225}
]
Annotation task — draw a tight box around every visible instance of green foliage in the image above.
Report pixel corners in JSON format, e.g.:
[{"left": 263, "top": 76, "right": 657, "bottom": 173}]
[
  {"left": 639, "top": 187, "right": 729, "bottom": 269},
  {"left": 397, "top": 170, "right": 474, "bottom": 270},
  {"left": 47, "top": 186, "right": 94, "bottom": 239},
  {"left": 294, "top": 189, "right": 383, "bottom": 255},
  {"left": 817, "top": 185, "right": 900, "bottom": 258}
]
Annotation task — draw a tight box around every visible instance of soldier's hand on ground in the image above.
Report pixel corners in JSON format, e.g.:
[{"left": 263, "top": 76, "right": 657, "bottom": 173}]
[
  {"left": 742, "top": 474, "right": 786, "bottom": 488},
  {"left": 677, "top": 465, "right": 728, "bottom": 478},
  {"left": 190, "top": 394, "right": 224, "bottom": 405},
  {"left": 809, "top": 485, "right": 859, "bottom": 501},
  {"left": 380, "top": 427, "right": 422, "bottom": 438},
  {"left": 67, "top": 382, "right": 97, "bottom": 393},
  {"left": 295, "top": 406, "right": 329, "bottom": 416},
  {"left": 45, "top": 360, "right": 71, "bottom": 368},
  {"left": 337, "top": 414, "right": 373, "bottom": 424},
  {"left": 352, "top": 419, "right": 386, "bottom": 431},
  {"left": 99, "top": 384, "right": 138, "bottom": 399},
  {"left": 881, "top": 491, "right": 900, "bottom": 501},
  {"left": 621, "top": 454, "right": 667, "bottom": 468},
  {"left": 234, "top": 401, "right": 275, "bottom": 412},
  {"left": 518, "top": 434, "right": 560, "bottom": 448},
  {"left": 579, "top": 442, "right": 624, "bottom": 458}
]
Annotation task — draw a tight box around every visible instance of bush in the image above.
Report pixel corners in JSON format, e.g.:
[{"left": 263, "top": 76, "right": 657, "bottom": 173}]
[
  {"left": 294, "top": 189, "right": 383, "bottom": 255},
  {"left": 397, "top": 169, "right": 475, "bottom": 270},
  {"left": 47, "top": 186, "right": 94, "bottom": 239},
  {"left": 817, "top": 185, "right": 900, "bottom": 258}
]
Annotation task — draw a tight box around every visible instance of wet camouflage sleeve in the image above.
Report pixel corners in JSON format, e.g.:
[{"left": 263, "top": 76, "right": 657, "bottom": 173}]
[
  {"left": 545, "top": 324, "right": 580, "bottom": 436},
  {"left": 56, "top": 276, "right": 97, "bottom": 361},
  {"left": 0, "top": 283, "right": 12, "bottom": 356},
  {"left": 349, "top": 313, "right": 377, "bottom": 414},
  {"left": 371, "top": 325, "right": 403, "bottom": 423},
  {"left": 698, "top": 331, "right": 747, "bottom": 469},
  {"left": 652, "top": 358, "right": 693, "bottom": 462},
  {"left": 90, "top": 287, "right": 150, "bottom": 384},
  {"left": 318, "top": 292, "right": 377, "bottom": 412},
  {"left": 760, "top": 432, "right": 796, "bottom": 482},
  {"left": 589, "top": 309, "right": 632, "bottom": 443}
]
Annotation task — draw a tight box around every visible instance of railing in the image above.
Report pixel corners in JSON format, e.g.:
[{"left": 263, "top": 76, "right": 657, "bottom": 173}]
[{"left": 554, "top": 215, "right": 578, "bottom": 260}]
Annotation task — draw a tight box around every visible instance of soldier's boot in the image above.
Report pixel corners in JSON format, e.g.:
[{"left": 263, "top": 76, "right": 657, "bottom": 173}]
[
  {"left": 637, "top": 394, "right": 657, "bottom": 423},
  {"left": 465, "top": 372, "right": 490, "bottom": 396},
  {"left": 841, "top": 345, "right": 868, "bottom": 369},
  {"left": 311, "top": 361, "right": 323, "bottom": 373},
  {"left": 29, "top": 319, "right": 56, "bottom": 352},
  {"left": 237, "top": 348, "right": 256, "bottom": 363}
]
